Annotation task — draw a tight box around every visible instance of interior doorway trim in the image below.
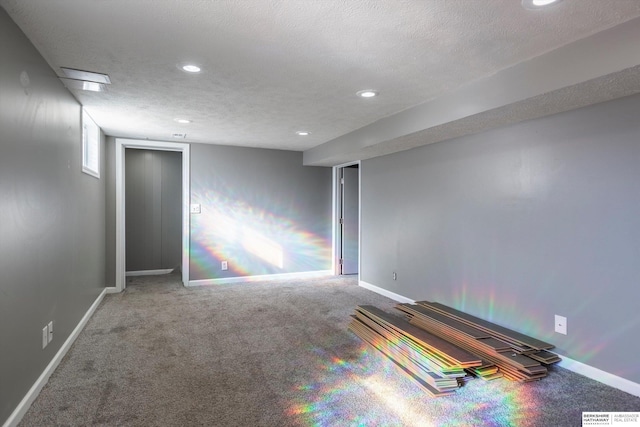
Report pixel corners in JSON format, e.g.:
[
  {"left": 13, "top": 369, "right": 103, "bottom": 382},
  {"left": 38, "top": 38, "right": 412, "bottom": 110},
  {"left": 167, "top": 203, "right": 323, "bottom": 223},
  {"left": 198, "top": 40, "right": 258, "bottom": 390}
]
[
  {"left": 332, "top": 160, "right": 361, "bottom": 277},
  {"left": 113, "top": 138, "right": 190, "bottom": 293}
]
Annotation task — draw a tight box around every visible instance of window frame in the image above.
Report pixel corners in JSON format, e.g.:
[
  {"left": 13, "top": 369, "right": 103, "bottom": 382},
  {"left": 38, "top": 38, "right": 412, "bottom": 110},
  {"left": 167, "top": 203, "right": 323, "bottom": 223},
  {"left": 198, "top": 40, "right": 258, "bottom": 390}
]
[{"left": 82, "top": 109, "right": 100, "bottom": 178}]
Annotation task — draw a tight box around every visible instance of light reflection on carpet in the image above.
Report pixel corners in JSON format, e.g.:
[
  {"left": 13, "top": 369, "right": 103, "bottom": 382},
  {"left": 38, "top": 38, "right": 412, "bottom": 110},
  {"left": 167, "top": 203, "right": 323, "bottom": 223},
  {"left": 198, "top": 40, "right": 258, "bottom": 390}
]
[{"left": 287, "top": 344, "right": 541, "bottom": 427}]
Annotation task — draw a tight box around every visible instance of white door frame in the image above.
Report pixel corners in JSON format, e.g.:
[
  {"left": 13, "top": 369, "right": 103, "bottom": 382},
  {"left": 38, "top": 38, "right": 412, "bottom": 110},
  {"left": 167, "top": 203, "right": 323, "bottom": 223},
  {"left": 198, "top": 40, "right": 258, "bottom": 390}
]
[
  {"left": 332, "top": 160, "right": 361, "bottom": 277},
  {"left": 111, "top": 138, "right": 190, "bottom": 293}
]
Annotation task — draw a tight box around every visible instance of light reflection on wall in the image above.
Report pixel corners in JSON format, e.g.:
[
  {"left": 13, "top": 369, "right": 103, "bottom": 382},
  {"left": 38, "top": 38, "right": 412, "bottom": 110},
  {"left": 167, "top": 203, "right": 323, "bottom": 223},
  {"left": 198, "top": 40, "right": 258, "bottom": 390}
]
[
  {"left": 428, "top": 277, "right": 640, "bottom": 381},
  {"left": 431, "top": 282, "right": 542, "bottom": 341},
  {"left": 287, "top": 343, "right": 541, "bottom": 427},
  {"left": 241, "top": 226, "right": 283, "bottom": 268},
  {"left": 190, "top": 182, "right": 330, "bottom": 280},
  {"left": 433, "top": 282, "right": 613, "bottom": 365}
]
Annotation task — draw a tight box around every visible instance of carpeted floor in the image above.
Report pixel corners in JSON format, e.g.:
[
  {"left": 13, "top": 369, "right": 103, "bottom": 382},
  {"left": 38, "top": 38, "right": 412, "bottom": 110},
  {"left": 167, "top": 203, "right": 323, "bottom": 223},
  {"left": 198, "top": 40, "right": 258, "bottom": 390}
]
[{"left": 19, "top": 273, "right": 640, "bottom": 426}]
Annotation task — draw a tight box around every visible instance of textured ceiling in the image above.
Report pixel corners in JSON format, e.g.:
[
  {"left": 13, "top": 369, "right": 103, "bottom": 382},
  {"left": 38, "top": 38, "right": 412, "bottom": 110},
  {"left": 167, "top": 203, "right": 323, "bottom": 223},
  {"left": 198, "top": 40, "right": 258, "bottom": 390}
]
[{"left": 2, "top": 0, "right": 640, "bottom": 164}]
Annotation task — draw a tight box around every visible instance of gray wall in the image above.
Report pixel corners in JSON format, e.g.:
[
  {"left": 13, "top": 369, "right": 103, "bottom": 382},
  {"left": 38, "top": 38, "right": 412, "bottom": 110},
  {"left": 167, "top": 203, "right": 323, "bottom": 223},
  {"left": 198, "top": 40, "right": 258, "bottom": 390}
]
[
  {"left": 361, "top": 93, "right": 640, "bottom": 383},
  {"left": 190, "top": 144, "right": 332, "bottom": 280},
  {"left": 125, "top": 149, "right": 182, "bottom": 272},
  {"left": 0, "top": 7, "right": 106, "bottom": 425},
  {"left": 103, "top": 142, "right": 333, "bottom": 284}
]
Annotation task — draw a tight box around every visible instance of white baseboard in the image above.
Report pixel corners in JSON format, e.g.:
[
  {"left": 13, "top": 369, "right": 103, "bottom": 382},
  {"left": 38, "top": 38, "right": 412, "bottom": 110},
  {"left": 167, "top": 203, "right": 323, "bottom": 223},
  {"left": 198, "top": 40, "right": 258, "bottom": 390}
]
[
  {"left": 358, "top": 280, "right": 640, "bottom": 397},
  {"left": 557, "top": 354, "right": 640, "bottom": 398},
  {"left": 188, "top": 270, "right": 333, "bottom": 286},
  {"left": 3, "top": 288, "right": 107, "bottom": 427},
  {"left": 359, "top": 280, "right": 415, "bottom": 304},
  {"left": 105, "top": 287, "right": 120, "bottom": 294},
  {"left": 125, "top": 269, "right": 173, "bottom": 277}
]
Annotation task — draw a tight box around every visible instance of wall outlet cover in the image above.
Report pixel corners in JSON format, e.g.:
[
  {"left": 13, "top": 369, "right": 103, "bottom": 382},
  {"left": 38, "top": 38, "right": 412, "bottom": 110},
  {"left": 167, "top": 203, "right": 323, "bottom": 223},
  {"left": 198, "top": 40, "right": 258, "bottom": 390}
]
[
  {"left": 555, "top": 315, "right": 567, "bottom": 335},
  {"left": 42, "top": 326, "right": 48, "bottom": 349},
  {"left": 48, "top": 321, "right": 54, "bottom": 343},
  {"left": 190, "top": 204, "right": 201, "bottom": 214}
]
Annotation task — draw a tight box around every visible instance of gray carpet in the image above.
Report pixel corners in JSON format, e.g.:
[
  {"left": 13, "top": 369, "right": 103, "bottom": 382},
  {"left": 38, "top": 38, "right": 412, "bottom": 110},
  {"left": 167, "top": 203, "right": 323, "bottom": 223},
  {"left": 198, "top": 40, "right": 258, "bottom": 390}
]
[{"left": 19, "top": 273, "right": 640, "bottom": 426}]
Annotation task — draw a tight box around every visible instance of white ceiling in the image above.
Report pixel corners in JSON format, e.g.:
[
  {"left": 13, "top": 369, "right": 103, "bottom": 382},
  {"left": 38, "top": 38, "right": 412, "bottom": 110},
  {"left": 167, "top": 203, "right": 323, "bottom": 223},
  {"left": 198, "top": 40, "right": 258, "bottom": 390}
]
[{"left": 2, "top": 0, "right": 640, "bottom": 165}]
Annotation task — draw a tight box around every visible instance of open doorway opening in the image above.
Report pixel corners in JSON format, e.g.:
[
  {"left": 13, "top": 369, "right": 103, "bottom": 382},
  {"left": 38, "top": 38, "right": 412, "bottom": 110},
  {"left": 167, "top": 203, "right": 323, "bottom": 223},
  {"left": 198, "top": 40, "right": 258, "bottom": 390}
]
[
  {"left": 334, "top": 162, "right": 360, "bottom": 276},
  {"left": 112, "top": 139, "right": 190, "bottom": 293},
  {"left": 125, "top": 148, "right": 182, "bottom": 277}
]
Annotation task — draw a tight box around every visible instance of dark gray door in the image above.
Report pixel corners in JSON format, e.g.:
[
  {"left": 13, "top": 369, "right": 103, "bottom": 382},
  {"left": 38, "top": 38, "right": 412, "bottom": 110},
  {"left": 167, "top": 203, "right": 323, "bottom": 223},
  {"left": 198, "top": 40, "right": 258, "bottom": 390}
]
[
  {"left": 125, "top": 149, "right": 182, "bottom": 273},
  {"left": 341, "top": 166, "right": 359, "bottom": 275}
]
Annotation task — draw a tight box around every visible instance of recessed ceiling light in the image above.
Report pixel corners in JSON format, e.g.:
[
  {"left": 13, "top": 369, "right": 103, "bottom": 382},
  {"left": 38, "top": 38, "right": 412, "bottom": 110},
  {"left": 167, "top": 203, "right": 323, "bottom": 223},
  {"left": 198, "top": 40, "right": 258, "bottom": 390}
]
[
  {"left": 181, "top": 64, "right": 201, "bottom": 73},
  {"left": 174, "top": 118, "right": 191, "bottom": 124},
  {"left": 522, "top": 0, "right": 562, "bottom": 9},
  {"left": 357, "top": 90, "right": 378, "bottom": 98},
  {"left": 296, "top": 131, "right": 310, "bottom": 136}
]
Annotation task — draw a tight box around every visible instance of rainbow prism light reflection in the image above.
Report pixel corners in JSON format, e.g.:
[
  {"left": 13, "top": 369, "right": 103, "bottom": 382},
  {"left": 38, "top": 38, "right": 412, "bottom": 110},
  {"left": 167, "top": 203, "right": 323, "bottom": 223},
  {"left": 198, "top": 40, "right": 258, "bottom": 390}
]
[
  {"left": 190, "top": 181, "right": 330, "bottom": 280},
  {"left": 438, "top": 281, "right": 614, "bottom": 368},
  {"left": 287, "top": 343, "right": 541, "bottom": 427}
]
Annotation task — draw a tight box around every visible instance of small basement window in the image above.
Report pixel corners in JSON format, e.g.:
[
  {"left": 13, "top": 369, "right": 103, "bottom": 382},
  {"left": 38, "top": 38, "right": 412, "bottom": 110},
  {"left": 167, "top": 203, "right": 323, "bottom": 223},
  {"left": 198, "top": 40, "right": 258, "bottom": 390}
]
[{"left": 82, "top": 109, "right": 100, "bottom": 178}]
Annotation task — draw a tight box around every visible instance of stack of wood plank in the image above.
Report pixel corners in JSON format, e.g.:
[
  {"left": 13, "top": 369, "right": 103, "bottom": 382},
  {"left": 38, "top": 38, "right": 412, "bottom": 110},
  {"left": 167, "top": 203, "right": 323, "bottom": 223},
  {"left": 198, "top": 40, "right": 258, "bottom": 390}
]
[
  {"left": 348, "top": 305, "right": 482, "bottom": 397},
  {"left": 396, "top": 301, "right": 561, "bottom": 382}
]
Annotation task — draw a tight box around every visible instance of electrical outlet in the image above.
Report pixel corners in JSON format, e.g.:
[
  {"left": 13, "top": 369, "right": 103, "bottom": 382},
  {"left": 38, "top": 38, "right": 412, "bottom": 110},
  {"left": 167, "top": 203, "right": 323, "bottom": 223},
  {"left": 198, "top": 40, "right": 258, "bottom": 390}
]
[
  {"left": 42, "top": 326, "right": 48, "bottom": 349},
  {"left": 221, "top": 261, "right": 228, "bottom": 271},
  {"left": 393, "top": 272, "right": 397, "bottom": 280},
  {"left": 190, "top": 204, "right": 201, "bottom": 214},
  {"left": 48, "top": 321, "right": 54, "bottom": 343},
  {"left": 555, "top": 315, "right": 567, "bottom": 335}
]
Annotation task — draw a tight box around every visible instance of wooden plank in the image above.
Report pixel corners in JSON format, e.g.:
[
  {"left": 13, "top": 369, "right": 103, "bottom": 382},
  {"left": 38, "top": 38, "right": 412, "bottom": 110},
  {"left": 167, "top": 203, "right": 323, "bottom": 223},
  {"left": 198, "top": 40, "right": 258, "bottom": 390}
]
[
  {"left": 349, "top": 317, "right": 461, "bottom": 392},
  {"left": 418, "top": 301, "right": 554, "bottom": 350},
  {"left": 349, "top": 319, "right": 454, "bottom": 397},
  {"left": 351, "top": 301, "right": 558, "bottom": 391},
  {"left": 398, "top": 304, "right": 549, "bottom": 382},
  {"left": 467, "top": 365, "right": 503, "bottom": 381},
  {"left": 356, "top": 306, "right": 481, "bottom": 366},
  {"left": 524, "top": 365, "right": 549, "bottom": 375},
  {"left": 351, "top": 312, "right": 467, "bottom": 383},
  {"left": 510, "top": 344, "right": 536, "bottom": 354},
  {"left": 353, "top": 311, "right": 461, "bottom": 372},
  {"left": 397, "top": 304, "right": 492, "bottom": 339},
  {"left": 437, "top": 333, "right": 542, "bottom": 382},
  {"left": 477, "top": 337, "right": 512, "bottom": 352},
  {"left": 500, "top": 352, "right": 543, "bottom": 368},
  {"left": 350, "top": 319, "right": 451, "bottom": 388},
  {"left": 396, "top": 304, "right": 545, "bottom": 373},
  {"left": 353, "top": 312, "right": 463, "bottom": 374},
  {"left": 473, "top": 366, "right": 499, "bottom": 375},
  {"left": 407, "top": 314, "right": 544, "bottom": 375},
  {"left": 479, "top": 372, "right": 504, "bottom": 381},
  {"left": 529, "top": 350, "right": 562, "bottom": 364},
  {"left": 417, "top": 301, "right": 534, "bottom": 349}
]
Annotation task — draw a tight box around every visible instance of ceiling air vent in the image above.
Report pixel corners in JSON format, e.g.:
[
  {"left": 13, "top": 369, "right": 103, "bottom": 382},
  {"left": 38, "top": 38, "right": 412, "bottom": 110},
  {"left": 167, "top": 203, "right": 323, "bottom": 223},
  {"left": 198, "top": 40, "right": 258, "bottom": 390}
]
[
  {"left": 59, "top": 67, "right": 111, "bottom": 92},
  {"left": 172, "top": 133, "right": 187, "bottom": 139}
]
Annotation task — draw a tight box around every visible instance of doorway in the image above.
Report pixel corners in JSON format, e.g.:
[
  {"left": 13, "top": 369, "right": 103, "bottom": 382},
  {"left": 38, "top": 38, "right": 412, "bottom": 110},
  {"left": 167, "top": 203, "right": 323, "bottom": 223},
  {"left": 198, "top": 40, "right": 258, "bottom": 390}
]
[
  {"left": 113, "top": 139, "right": 190, "bottom": 293},
  {"left": 125, "top": 149, "right": 182, "bottom": 276},
  {"left": 334, "top": 162, "right": 360, "bottom": 276}
]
